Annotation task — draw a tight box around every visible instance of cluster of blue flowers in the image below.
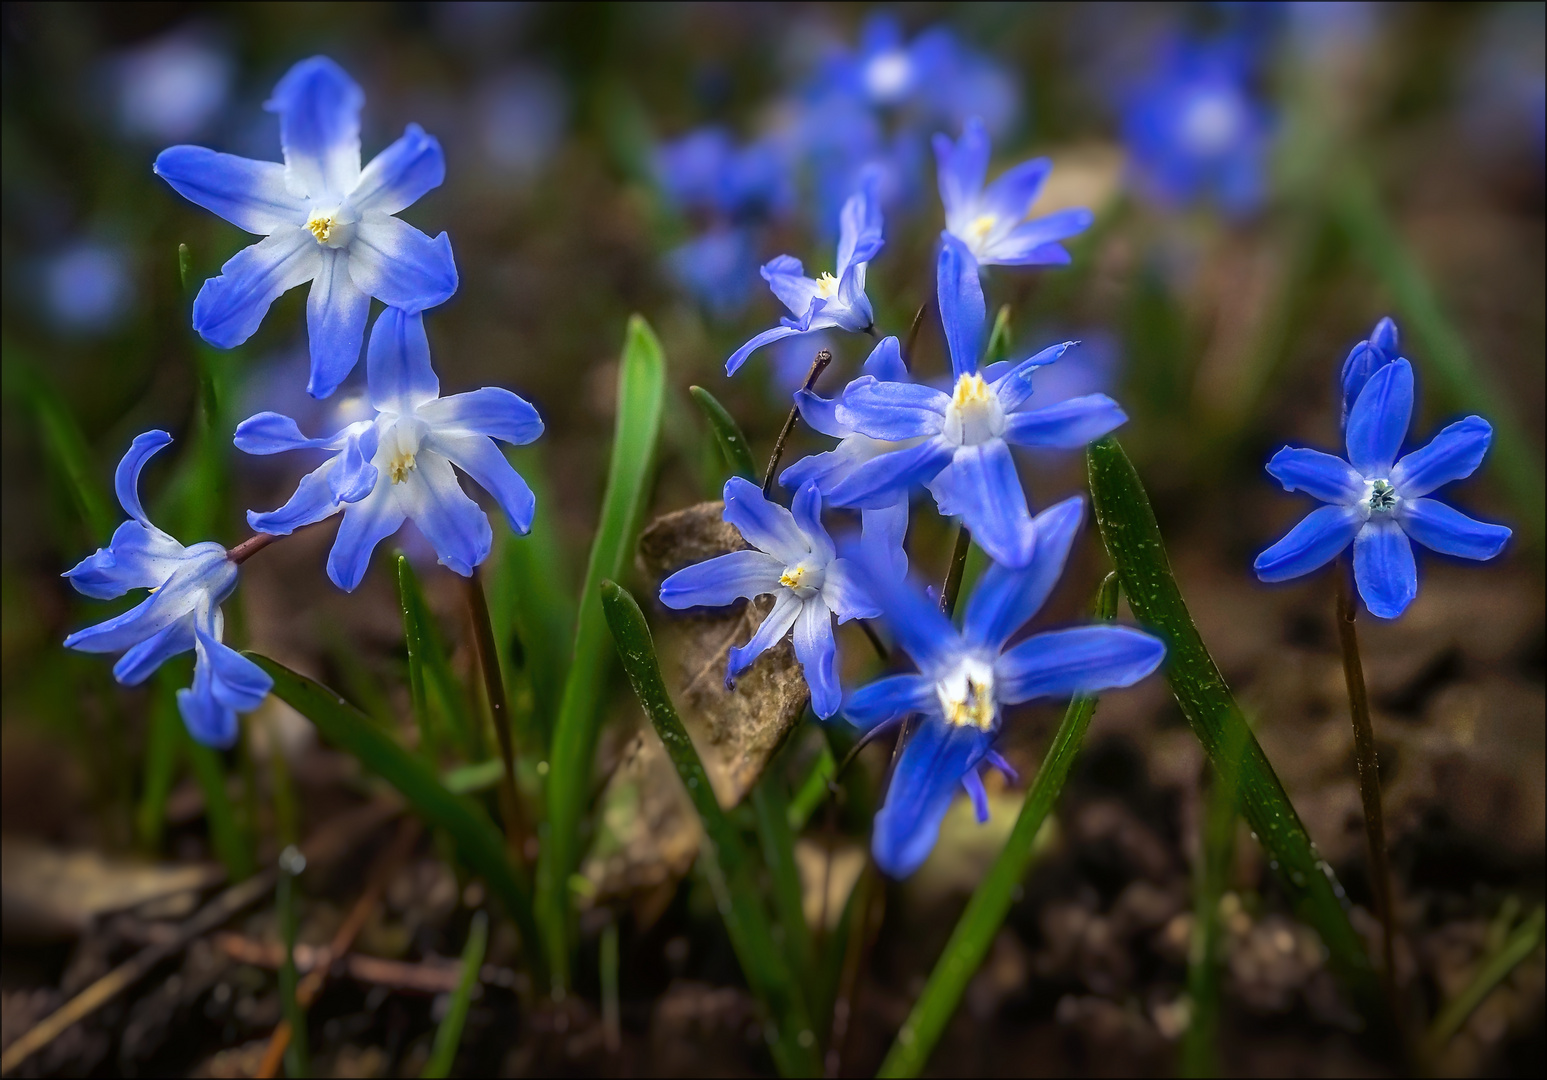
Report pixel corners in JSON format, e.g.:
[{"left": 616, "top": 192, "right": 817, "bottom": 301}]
[{"left": 64, "top": 57, "right": 544, "bottom": 747}]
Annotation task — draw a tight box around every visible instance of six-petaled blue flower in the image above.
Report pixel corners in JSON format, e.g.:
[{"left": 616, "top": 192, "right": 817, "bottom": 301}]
[
  {"left": 842, "top": 497, "right": 1166, "bottom": 877},
  {"left": 935, "top": 117, "right": 1093, "bottom": 269},
  {"left": 236, "top": 308, "right": 543, "bottom": 591},
  {"left": 659, "top": 478, "right": 878, "bottom": 719},
  {"left": 824, "top": 236, "right": 1127, "bottom": 567},
  {"left": 64, "top": 431, "right": 271, "bottom": 748},
  {"left": 155, "top": 56, "right": 458, "bottom": 398},
  {"left": 1255, "top": 341, "right": 1511, "bottom": 619}
]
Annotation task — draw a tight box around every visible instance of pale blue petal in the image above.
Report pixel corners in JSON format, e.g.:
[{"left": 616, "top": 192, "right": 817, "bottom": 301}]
[
  {"left": 234, "top": 412, "right": 333, "bottom": 455},
  {"left": 836, "top": 376, "right": 950, "bottom": 440},
  {"left": 1265, "top": 446, "right": 1365, "bottom": 504},
  {"left": 1390, "top": 416, "right": 1493, "bottom": 498},
  {"left": 346, "top": 214, "right": 458, "bottom": 312},
  {"left": 979, "top": 156, "right": 1052, "bottom": 223},
  {"left": 873, "top": 719, "right": 990, "bottom": 878},
  {"left": 861, "top": 335, "right": 908, "bottom": 382},
  {"left": 835, "top": 172, "right": 884, "bottom": 275},
  {"left": 115, "top": 429, "right": 173, "bottom": 525},
  {"left": 112, "top": 615, "right": 196, "bottom": 686},
  {"left": 826, "top": 437, "right": 955, "bottom": 510},
  {"left": 177, "top": 659, "right": 238, "bottom": 749},
  {"left": 65, "top": 585, "right": 186, "bottom": 654},
  {"left": 933, "top": 119, "right": 989, "bottom": 218},
  {"left": 780, "top": 437, "right": 872, "bottom": 493},
  {"left": 402, "top": 454, "right": 491, "bottom": 577},
  {"left": 991, "top": 341, "right": 1074, "bottom": 413},
  {"left": 326, "top": 483, "right": 407, "bottom": 591},
  {"left": 350, "top": 123, "right": 445, "bottom": 216},
  {"left": 791, "top": 482, "right": 835, "bottom": 563},
  {"left": 431, "top": 433, "right": 538, "bottom": 535},
  {"left": 265, "top": 56, "right": 363, "bottom": 200},
  {"left": 365, "top": 306, "right": 439, "bottom": 412},
  {"left": 727, "top": 591, "right": 802, "bottom": 681},
  {"left": 822, "top": 557, "right": 881, "bottom": 623},
  {"left": 726, "top": 324, "right": 803, "bottom": 376},
  {"left": 1353, "top": 520, "right": 1417, "bottom": 619},
  {"left": 1253, "top": 504, "right": 1363, "bottom": 582},
  {"left": 1002, "top": 394, "right": 1126, "bottom": 449},
  {"left": 793, "top": 599, "right": 841, "bottom": 719},
  {"left": 1397, "top": 498, "right": 1510, "bottom": 561},
  {"left": 842, "top": 673, "right": 933, "bottom": 731},
  {"left": 964, "top": 495, "right": 1084, "bottom": 650},
  {"left": 937, "top": 235, "right": 985, "bottom": 377},
  {"left": 197, "top": 628, "right": 273, "bottom": 711},
  {"left": 792, "top": 387, "right": 847, "bottom": 439},
  {"left": 997, "top": 626, "right": 1166, "bottom": 704},
  {"left": 761, "top": 255, "right": 818, "bottom": 316},
  {"left": 987, "top": 209, "right": 1093, "bottom": 265},
  {"left": 193, "top": 226, "right": 319, "bottom": 349},
  {"left": 153, "top": 147, "right": 307, "bottom": 234},
  {"left": 417, "top": 387, "right": 544, "bottom": 445},
  {"left": 326, "top": 427, "right": 380, "bottom": 505},
  {"left": 65, "top": 520, "right": 187, "bottom": 599},
  {"left": 860, "top": 501, "right": 909, "bottom": 582},
  {"left": 844, "top": 553, "right": 960, "bottom": 675},
  {"left": 660, "top": 549, "right": 784, "bottom": 609},
  {"left": 722, "top": 476, "right": 808, "bottom": 562},
  {"left": 1345, "top": 358, "right": 1413, "bottom": 476},
  {"left": 934, "top": 441, "right": 1034, "bottom": 568},
  {"left": 306, "top": 248, "right": 371, "bottom": 398},
  {"left": 248, "top": 460, "right": 344, "bottom": 536}
]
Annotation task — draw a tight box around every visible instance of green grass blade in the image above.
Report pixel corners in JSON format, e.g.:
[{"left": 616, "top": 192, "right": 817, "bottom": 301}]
[
  {"left": 539, "top": 315, "right": 665, "bottom": 991},
  {"left": 135, "top": 687, "right": 182, "bottom": 851},
  {"left": 421, "top": 910, "right": 489, "bottom": 1078},
  {"left": 752, "top": 776, "right": 814, "bottom": 987},
  {"left": 690, "top": 385, "right": 757, "bottom": 480},
  {"left": 1179, "top": 760, "right": 1240, "bottom": 1077},
  {"left": 277, "top": 846, "right": 310, "bottom": 1079},
  {"left": 601, "top": 581, "right": 820, "bottom": 1077},
  {"left": 785, "top": 742, "right": 836, "bottom": 833},
  {"left": 878, "top": 573, "right": 1119, "bottom": 1079},
  {"left": 250, "top": 654, "right": 544, "bottom": 982},
  {"left": 443, "top": 759, "right": 504, "bottom": 794},
  {"left": 3, "top": 356, "right": 116, "bottom": 540},
  {"left": 397, "top": 555, "right": 440, "bottom": 762},
  {"left": 396, "top": 557, "right": 479, "bottom": 759},
  {"left": 1422, "top": 904, "right": 1545, "bottom": 1057},
  {"left": 1085, "top": 436, "right": 1388, "bottom": 1030},
  {"left": 985, "top": 304, "right": 1012, "bottom": 365}
]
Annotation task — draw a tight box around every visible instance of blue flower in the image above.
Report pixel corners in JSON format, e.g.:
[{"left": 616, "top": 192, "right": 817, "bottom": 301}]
[
  {"left": 666, "top": 227, "right": 760, "bottom": 319},
  {"left": 824, "top": 237, "right": 1128, "bottom": 567},
  {"left": 155, "top": 56, "right": 458, "bottom": 398},
  {"left": 1338, "top": 316, "right": 1400, "bottom": 425},
  {"left": 1121, "top": 36, "right": 1272, "bottom": 216},
  {"left": 934, "top": 118, "right": 1094, "bottom": 268},
  {"left": 725, "top": 174, "right": 884, "bottom": 375},
  {"left": 655, "top": 127, "right": 793, "bottom": 223},
  {"left": 843, "top": 497, "right": 1165, "bottom": 878},
  {"left": 659, "top": 478, "right": 879, "bottom": 718},
  {"left": 236, "top": 308, "right": 543, "bottom": 591},
  {"left": 1255, "top": 352, "right": 1511, "bottom": 619},
  {"left": 63, "top": 431, "right": 271, "bottom": 748}
]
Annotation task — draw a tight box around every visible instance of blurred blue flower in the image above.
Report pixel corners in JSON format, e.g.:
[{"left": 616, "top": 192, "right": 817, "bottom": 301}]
[
  {"left": 114, "top": 29, "right": 233, "bottom": 142},
  {"left": 666, "top": 227, "right": 759, "bottom": 319},
  {"left": 659, "top": 477, "right": 878, "bottom": 718},
  {"left": 655, "top": 127, "right": 793, "bottom": 223},
  {"left": 63, "top": 431, "right": 270, "bottom": 748},
  {"left": 1338, "top": 316, "right": 1399, "bottom": 425},
  {"left": 935, "top": 118, "right": 1094, "bottom": 269},
  {"left": 479, "top": 66, "right": 569, "bottom": 179},
  {"left": 236, "top": 308, "right": 543, "bottom": 591},
  {"left": 825, "top": 238, "right": 1126, "bottom": 567},
  {"left": 726, "top": 174, "right": 884, "bottom": 375},
  {"left": 842, "top": 497, "right": 1165, "bottom": 877},
  {"left": 1122, "top": 35, "right": 1273, "bottom": 216},
  {"left": 156, "top": 56, "right": 458, "bottom": 398},
  {"left": 44, "top": 243, "right": 133, "bottom": 335},
  {"left": 1256, "top": 349, "right": 1511, "bottom": 619}
]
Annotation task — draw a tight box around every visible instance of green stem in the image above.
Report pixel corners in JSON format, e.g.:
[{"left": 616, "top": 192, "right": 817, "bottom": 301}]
[
  {"left": 466, "top": 569, "right": 529, "bottom": 861},
  {"left": 939, "top": 525, "right": 972, "bottom": 617},
  {"left": 421, "top": 911, "right": 489, "bottom": 1078},
  {"left": 277, "top": 845, "right": 310, "bottom": 1079}
]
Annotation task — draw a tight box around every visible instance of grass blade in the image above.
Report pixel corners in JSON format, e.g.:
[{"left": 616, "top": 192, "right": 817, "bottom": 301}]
[
  {"left": 396, "top": 556, "right": 479, "bottom": 760},
  {"left": 397, "top": 555, "right": 440, "bottom": 762},
  {"left": 421, "top": 911, "right": 489, "bottom": 1078},
  {"left": 539, "top": 315, "right": 665, "bottom": 991},
  {"left": 985, "top": 304, "right": 1012, "bottom": 365},
  {"left": 1421, "top": 904, "right": 1545, "bottom": 1057},
  {"left": 277, "top": 845, "right": 310, "bottom": 1079},
  {"left": 1085, "top": 436, "right": 1388, "bottom": 1031},
  {"left": 690, "top": 385, "right": 757, "bottom": 480},
  {"left": 135, "top": 688, "right": 182, "bottom": 851},
  {"left": 249, "top": 654, "right": 544, "bottom": 983},
  {"left": 752, "top": 776, "right": 814, "bottom": 987},
  {"left": 601, "top": 580, "right": 820, "bottom": 1077},
  {"left": 785, "top": 742, "right": 835, "bottom": 833},
  {"left": 1179, "top": 759, "right": 1240, "bottom": 1078},
  {"left": 3, "top": 354, "right": 116, "bottom": 540},
  {"left": 877, "top": 573, "right": 1120, "bottom": 1078}
]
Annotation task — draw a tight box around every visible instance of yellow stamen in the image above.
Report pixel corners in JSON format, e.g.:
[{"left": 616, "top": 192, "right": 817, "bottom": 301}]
[
  {"left": 946, "top": 676, "right": 995, "bottom": 730},
  {"left": 779, "top": 567, "right": 805, "bottom": 589},
  {"left": 387, "top": 452, "right": 416, "bottom": 484},
  {"left": 814, "top": 272, "right": 840, "bottom": 299},
  {"left": 968, "top": 213, "right": 998, "bottom": 240},
  {"left": 306, "top": 214, "right": 334, "bottom": 243},
  {"left": 952, "top": 372, "right": 992, "bottom": 407}
]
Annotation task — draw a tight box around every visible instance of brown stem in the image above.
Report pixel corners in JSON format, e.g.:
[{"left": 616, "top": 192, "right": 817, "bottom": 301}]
[
  {"left": 859, "top": 619, "right": 889, "bottom": 663},
  {"left": 939, "top": 523, "right": 972, "bottom": 616},
  {"left": 762, "top": 349, "right": 833, "bottom": 495},
  {"left": 901, "top": 300, "right": 930, "bottom": 370},
  {"left": 1335, "top": 560, "right": 1399, "bottom": 1007},
  {"left": 465, "top": 569, "right": 529, "bottom": 861},
  {"left": 228, "top": 531, "right": 281, "bottom": 565}
]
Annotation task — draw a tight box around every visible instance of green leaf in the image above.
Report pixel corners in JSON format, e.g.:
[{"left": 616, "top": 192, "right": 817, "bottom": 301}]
[
  {"left": 752, "top": 775, "right": 813, "bottom": 987},
  {"left": 396, "top": 556, "right": 479, "bottom": 759},
  {"left": 135, "top": 688, "right": 182, "bottom": 851},
  {"left": 539, "top": 315, "right": 665, "bottom": 991},
  {"left": 985, "top": 304, "right": 1013, "bottom": 365},
  {"left": 785, "top": 742, "right": 835, "bottom": 833},
  {"left": 690, "top": 385, "right": 757, "bottom": 481},
  {"left": 1180, "top": 751, "right": 1241, "bottom": 1078},
  {"left": 250, "top": 654, "right": 544, "bottom": 981},
  {"left": 1422, "top": 904, "right": 1545, "bottom": 1057},
  {"left": 3, "top": 355, "right": 116, "bottom": 540},
  {"left": 878, "top": 573, "right": 1119, "bottom": 1078},
  {"left": 1085, "top": 436, "right": 1388, "bottom": 1030},
  {"left": 421, "top": 911, "right": 489, "bottom": 1078},
  {"left": 277, "top": 846, "right": 310, "bottom": 1079},
  {"left": 601, "top": 581, "right": 820, "bottom": 1077},
  {"left": 397, "top": 556, "right": 440, "bottom": 761}
]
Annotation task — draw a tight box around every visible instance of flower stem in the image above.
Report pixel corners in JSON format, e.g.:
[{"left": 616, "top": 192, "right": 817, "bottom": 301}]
[
  {"left": 762, "top": 348, "right": 833, "bottom": 495},
  {"left": 939, "top": 524, "right": 972, "bottom": 616},
  {"left": 465, "top": 568, "right": 529, "bottom": 862},
  {"left": 901, "top": 301, "right": 930, "bottom": 371},
  {"left": 228, "top": 531, "right": 280, "bottom": 565},
  {"left": 1335, "top": 560, "right": 1398, "bottom": 1007}
]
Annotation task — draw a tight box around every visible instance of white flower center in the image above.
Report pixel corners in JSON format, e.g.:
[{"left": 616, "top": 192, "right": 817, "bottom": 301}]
[
  {"left": 865, "top": 51, "right": 912, "bottom": 102},
  {"left": 305, "top": 206, "right": 355, "bottom": 248},
  {"left": 1180, "top": 90, "right": 1243, "bottom": 154},
  {"left": 814, "top": 272, "right": 840, "bottom": 300},
  {"left": 380, "top": 418, "right": 425, "bottom": 485},
  {"left": 968, "top": 213, "right": 999, "bottom": 242},
  {"left": 779, "top": 560, "right": 826, "bottom": 599},
  {"left": 942, "top": 373, "right": 1005, "bottom": 446},
  {"left": 936, "top": 656, "right": 997, "bottom": 731},
  {"left": 1364, "top": 478, "right": 1399, "bottom": 516}
]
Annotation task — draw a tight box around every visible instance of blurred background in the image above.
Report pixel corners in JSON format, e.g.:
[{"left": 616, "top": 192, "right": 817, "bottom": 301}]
[{"left": 1, "top": 3, "right": 1542, "bottom": 1077}]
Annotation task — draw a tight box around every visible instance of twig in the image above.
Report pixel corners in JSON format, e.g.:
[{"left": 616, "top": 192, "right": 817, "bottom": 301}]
[
  {"left": 859, "top": 619, "right": 890, "bottom": 663},
  {"left": 939, "top": 524, "right": 972, "bottom": 616},
  {"left": 466, "top": 568, "right": 529, "bottom": 860},
  {"left": 762, "top": 349, "right": 833, "bottom": 495},
  {"left": 901, "top": 301, "right": 930, "bottom": 370},
  {"left": 214, "top": 934, "right": 506, "bottom": 995},
  {"left": 1335, "top": 560, "right": 1399, "bottom": 1011}
]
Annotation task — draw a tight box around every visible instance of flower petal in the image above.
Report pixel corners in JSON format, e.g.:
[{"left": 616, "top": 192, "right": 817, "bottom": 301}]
[
  {"left": 988, "top": 209, "right": 1094, "bottom": 265},
  {"left": 249, "top": 459, "right": 345, "bottom": 536},
  {"left": 350, "top": 123, "right": 445, "bottom": 216},
  {"left": 843, "top": 552, "right": 960, "bottom": 675},
  {"left": 760, "top": 255, "right": 817, "bottom": 317},
  {"left": 933, "top": 441, "right": 1034, "bottom": 568},
  {"left": 326, "top": 426, "right": 380, "bottom": 505},
  {"left": 937, "top": 234, "right": 985, "bottom": 377},
  {"left": 306, "top": 248, "right": 372, "bottom": 398},
  {"left": 727, "top": 590, "right": 802, "bottom": 680},
  {"left": 197, "top": 627, "right": 274, "bottom": 711},
  {"left": 114, "top": 429, "right": 173, "bottom": 525},
  {"left": 365, "top": 306, "right": 439, "bottom": 412},
  {"left": 417, "top": 387, "right": 544, "bottom": 445},
  {"left": 780, "top": 437, "right": 873, "bottom": 493},
  {"left": 1253, "top": 504, "right": 1363, "bottom": 582},
  {"left": 347, "top": 213, "right": 458, "bottom": 312},
  {"left": 726, "top": 323, "right": 803, "bottom": 376},
  {"left": 963, "top": 495, "right": 1083, "bottom": 650},
  {"left": 843, "top": 673, "right": 933, "bottom": 731},
  {"left": 979, "top": 156, "right": 1052, "bottom": 224},
  {"left": 153, "top": 147, "right": 308, "bottom": 234},
  {"left": 1353, "top": 520, "right": 1417, "bottom": 619},
  {"left": 962, "top": 770, "right": 991, "bottom": 823},
  {"left": 234, "top": 412, "right": 335, "bottom": 455},
  {"left": 791, "top": 482, "right": 835, "bottom": 563},
  {"left": 990, "top": 341, "right": 1075, "bottom": 413},
  {"left": 1001, "top": 394, "right": 1127, "bottom": 449},
  {"left": 836, "top": 376, "right": 950, "bottom": 441},
  {"left": 872, "top": 719, "right": 990, "bottom": 878},
  {"left": 660, "top": 549, "right": 784, "bottom": 609},
  {"left": 431, "top": 433, "right": 537, "bottom": 535},
  {"left": 400, "top": 453, "right": 492, "bottom": 577},
  {"left": 933, "top": 119, "right": 989, "bottom": 218},
  {"left": 65, "top": 520, "right": 187, "bottom": 599},
  {"left": 722, "top": 476, "right": 808, "bottom": 562},
  {"left": 826, "top": 437, "right": 955, "bottom": 510},
  {"left": 997, "top": 625, "right": 1166, "bottom": 703},
  {"left": 113, "top": 615, "right": 196, "bottom": 686},
  {"left": 192, "top": 226, "right": 319, "bottom": 349},
  {"left": 835, "top": 172, "right": 884, "bottom": 276},
  {"left": 862, "top": 335, "right": 908, "bottom": 382},
  {"left": 1345, "top": 357, "right": 1413, "bottom": 476},
  {"left": 860, "top": 501, "right": 910, "bottom": 582},
  {"left": 326, "top": 483, "right": 407, "bottom": 592},
  {"left": 1390, "top": 416, "right": 1493, "bottom": 498},
  {"left": 265, "top": 56, "right": 363, "bottom": 200},
  {"left": 177, "top": 656, "right": 238, "bottom": 749},
  {"left": 792, "top": 387, "right": 846, "bottom": 439},
  {"left": 793, "top": 599, "right": 841, "bottom": 719},
  {"left": 1397, "top": 498, "right": 1510, "bottom": 561},
  {"left": 1265, "top": 446, "right": 1365, "bottom": 504}
]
